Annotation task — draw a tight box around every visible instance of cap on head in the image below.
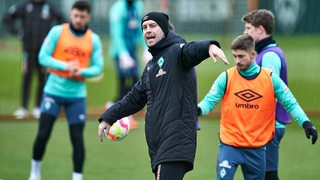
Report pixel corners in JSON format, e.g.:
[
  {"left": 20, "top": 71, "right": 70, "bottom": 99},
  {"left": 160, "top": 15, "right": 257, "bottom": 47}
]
[{"left": 141, "top": 12, "right": 169, "bottom": 35}]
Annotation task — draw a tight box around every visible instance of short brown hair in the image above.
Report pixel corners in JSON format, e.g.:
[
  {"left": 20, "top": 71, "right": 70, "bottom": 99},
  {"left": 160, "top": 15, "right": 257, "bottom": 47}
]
[
  {"left": 72, "top": 0, "right": 91, "bottom": 13},
  {"left": 231, "top": 34, "right": 255, "bottom": 52},
  {"left": 241, "top": 9, "right": 275, "bottom": 35}
]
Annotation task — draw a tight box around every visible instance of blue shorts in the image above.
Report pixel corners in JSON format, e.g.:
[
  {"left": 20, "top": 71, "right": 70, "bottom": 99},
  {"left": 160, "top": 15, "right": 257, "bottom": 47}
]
[
  {"left": 266, "top": 127, "right": 285, "bottom": 171},
  {"left": 40, "top": 93, "right": 86, "bottom": 125},
  {"left": 216, "top": 142, "right": 266, "bottom": 180}
]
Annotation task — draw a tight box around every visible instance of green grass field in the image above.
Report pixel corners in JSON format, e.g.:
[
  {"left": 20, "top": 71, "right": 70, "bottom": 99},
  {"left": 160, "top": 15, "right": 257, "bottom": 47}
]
[{"left": 1, "top": 119, "right": 320, "bottom": 179}]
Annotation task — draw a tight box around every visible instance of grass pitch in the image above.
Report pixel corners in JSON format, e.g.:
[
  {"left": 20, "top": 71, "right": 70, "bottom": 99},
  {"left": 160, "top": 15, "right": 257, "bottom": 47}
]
[
  {"left": 0, "top": 34, "right": 319, "bottom": 179},
  {"left": 0, "top": 118, "right": 319, "bottom": 180}
]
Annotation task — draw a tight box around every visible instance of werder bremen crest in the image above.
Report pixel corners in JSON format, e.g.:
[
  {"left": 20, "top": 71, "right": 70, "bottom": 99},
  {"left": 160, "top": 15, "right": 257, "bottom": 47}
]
[{"left": 156, "top": 57, "right": 166, "bottom": 77}]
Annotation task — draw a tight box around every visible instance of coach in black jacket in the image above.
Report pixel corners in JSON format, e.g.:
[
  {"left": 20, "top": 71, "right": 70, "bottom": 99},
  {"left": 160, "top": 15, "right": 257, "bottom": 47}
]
[{"left": 98, "top": 12, "right": 229, "bottom": 179}]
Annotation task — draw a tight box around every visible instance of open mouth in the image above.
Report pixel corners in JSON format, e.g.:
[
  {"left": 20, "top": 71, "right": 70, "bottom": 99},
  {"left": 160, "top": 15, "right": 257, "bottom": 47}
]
[{"left": 146, "top": 35, "right": 155, "bottom": 40}]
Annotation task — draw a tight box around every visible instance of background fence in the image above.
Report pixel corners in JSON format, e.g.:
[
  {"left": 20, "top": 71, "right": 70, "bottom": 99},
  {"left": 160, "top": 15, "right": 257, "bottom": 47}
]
[
  {"left": 0, "top": 0, "right": 319, "bottom": 117},
  {"left": 1, "top": 0, "right": 320, "bottom": 36}
]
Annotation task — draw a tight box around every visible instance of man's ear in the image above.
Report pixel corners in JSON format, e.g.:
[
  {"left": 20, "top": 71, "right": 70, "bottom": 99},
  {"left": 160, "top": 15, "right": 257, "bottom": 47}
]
[
  {"left": 251, "top": 50, "right": 256, "bottom": 59},
  {"left": 258, "top": 25, "right": 265, "bottom": 34}
]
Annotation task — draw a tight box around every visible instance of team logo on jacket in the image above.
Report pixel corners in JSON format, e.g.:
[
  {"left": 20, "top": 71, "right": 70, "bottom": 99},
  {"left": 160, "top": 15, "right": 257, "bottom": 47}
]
[
  {"left": 156, "top": 57, "right": 166, "bottom": 77},
  {"left": 234, "top": 89, "right": 262, "bottom": 109}
]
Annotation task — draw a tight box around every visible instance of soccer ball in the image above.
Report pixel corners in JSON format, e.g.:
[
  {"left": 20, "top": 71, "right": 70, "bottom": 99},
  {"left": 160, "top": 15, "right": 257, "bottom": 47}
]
[{"left": 104, "top": 117, "right": 130, "bottom": 141}]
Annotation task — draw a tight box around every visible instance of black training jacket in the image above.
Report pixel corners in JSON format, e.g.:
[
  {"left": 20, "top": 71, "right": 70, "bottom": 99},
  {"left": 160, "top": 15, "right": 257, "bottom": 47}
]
[
  {"left": 2, "top": 0, "right": 65, "bottom": 51},
  {"left": 99, "top": 32, "right": 221, "bottom": 173}
]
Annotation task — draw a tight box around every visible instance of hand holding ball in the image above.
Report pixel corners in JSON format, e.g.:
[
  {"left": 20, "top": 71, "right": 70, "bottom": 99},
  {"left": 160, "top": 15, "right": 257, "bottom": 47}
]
[{"left": 103, "top": 117, "right": 130, "bottom": 141}]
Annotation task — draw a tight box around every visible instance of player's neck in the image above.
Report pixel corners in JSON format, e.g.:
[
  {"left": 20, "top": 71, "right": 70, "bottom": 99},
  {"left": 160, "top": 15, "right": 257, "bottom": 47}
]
[{"left": 69, "top": 23, "right": 88, "bottom": 35}]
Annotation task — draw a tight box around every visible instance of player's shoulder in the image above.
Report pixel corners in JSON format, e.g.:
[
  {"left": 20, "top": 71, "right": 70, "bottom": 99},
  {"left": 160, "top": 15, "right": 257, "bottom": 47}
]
[
  {"left": 262, "top": 44, "right": 282, "bottom": 59},
  {"left": 50, "top": 24, "right": 63, "bottom": 32},
  {"left": 263, "top": 51, "right": 281, "bottom": 62},
  {"left": 91, "top": 31, "right": 101, "bottom": 40},
  {"left": 46, "top": 24, "right": 63, "bottom": 38},
  {"left": 263, "top": 44, "right": 283, "bottom": 55},
  {"left": 90, "top": 31, "right": 102, "bottom": 46}
]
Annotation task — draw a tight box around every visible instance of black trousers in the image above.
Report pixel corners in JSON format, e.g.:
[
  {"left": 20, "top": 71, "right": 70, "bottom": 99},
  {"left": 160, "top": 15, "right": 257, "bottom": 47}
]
[
  {"left": 154, "top": 161, "right": 189, "bottom": 180},
  {"left": 21, "top": 49, "right": 46, "bottom": 109},
  {"left": 33, "top": 114, "right": 85, "bottom": 173}
]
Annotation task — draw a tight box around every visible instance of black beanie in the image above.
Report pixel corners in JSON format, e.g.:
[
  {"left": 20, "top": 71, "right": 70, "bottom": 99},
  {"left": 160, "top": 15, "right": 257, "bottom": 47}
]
[{"left": 141, "top": 12, "right": 169, "bottom": 35}]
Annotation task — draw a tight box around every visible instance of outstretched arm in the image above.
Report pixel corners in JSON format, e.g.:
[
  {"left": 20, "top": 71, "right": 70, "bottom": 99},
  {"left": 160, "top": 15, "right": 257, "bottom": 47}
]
[
  {"left": 98, "top": 77, "right": 147, "bottom": 141},
  {"left": 272, "top": 73, "right": 318, "bottom": 144},
  {"left": 179, "top": 40, "right": 229, "bottom": 69},
  {"left": 208, "top": 44, "right": 229, "bottom": 65},
  {"left": 198, "top": 72, "right": 227, "bottom": 116}
]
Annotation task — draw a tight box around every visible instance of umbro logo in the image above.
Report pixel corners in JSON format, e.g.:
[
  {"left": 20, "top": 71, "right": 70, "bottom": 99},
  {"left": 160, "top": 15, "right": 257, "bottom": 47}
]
[{"left": 234, "top": 89, "right": 262, "bottom": 102}]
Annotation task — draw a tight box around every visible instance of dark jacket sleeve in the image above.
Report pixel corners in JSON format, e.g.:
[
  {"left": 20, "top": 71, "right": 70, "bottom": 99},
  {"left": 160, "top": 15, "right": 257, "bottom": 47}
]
[
  {"left": 98, "top": 80, "right": 147, "bottom": 125},
  {"left": 179, "top": 40, "right": 221, "bottom": 69},
  {"left": 2, "top": 2, "right": 25, "bottom": 35}
]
